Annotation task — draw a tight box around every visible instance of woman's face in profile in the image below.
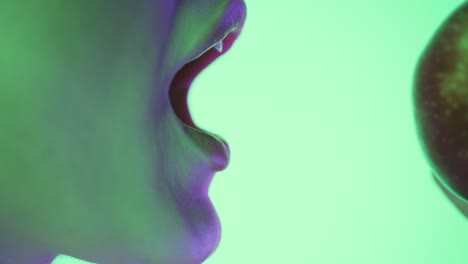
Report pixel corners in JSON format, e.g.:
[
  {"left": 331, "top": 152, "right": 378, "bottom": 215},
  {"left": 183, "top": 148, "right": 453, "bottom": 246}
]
[{"left": 0, "top": 0, "right": 246, "bottom": 263}]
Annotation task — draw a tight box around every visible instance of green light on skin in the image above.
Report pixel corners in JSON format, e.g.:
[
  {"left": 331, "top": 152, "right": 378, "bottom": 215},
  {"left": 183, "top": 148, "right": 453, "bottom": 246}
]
[{"left": 0, "top": 0, "right": 246, "bottom": 263}]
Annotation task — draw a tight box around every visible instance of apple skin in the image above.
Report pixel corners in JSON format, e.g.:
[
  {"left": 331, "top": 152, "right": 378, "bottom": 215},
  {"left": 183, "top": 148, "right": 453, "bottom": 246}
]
[{"left": 414, "top": 2, "right": 468, "bottom": 202}]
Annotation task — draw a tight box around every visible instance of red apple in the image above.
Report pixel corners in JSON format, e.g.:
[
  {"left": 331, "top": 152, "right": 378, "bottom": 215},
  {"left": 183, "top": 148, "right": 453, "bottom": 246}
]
[{"left": 414, "top": 2, "right": 468, "bottom": 203}]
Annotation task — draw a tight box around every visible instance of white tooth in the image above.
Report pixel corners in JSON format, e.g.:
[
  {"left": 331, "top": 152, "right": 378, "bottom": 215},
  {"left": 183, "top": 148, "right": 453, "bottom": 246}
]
[{"left": 214, "top": 40, "right": 223, "bottom": 53}]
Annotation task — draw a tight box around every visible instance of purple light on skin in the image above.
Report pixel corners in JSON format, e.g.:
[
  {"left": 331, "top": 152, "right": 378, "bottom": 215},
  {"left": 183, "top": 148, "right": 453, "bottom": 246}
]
[
  {"left": 0, "top": 244, "right": 56, "bottom": 264},
  {"left": 169, "top": 160, "right": 221, "bottom": 263}
]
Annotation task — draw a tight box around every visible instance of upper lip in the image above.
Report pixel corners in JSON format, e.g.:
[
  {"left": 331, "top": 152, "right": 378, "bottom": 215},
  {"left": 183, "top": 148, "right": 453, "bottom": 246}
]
[
  {"left": 179, "top": 0, "right": 247, "bottom": 69},
  {"left": 195, "top": 0, "right": 247, "bottom": 61}
]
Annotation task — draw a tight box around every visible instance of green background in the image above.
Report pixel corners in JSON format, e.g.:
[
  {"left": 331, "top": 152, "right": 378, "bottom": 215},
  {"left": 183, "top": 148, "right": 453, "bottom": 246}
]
[{"left": 53, "top": 0, "right": 468, "bottom": 263}]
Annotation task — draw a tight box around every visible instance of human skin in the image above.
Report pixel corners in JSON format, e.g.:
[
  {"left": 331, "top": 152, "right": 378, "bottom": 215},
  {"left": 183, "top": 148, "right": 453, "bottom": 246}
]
[
  {"left": 0, "top": 0, "right": 246, "bottom": 263},
  {"left": 414, "top": 1, "right": 468, "bottom": 217}
]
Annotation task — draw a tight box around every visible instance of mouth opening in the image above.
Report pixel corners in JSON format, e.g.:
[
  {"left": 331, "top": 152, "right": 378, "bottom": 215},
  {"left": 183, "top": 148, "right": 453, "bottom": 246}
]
[{"left": 168, "top": 32, "right": 241, "bottom": 129}]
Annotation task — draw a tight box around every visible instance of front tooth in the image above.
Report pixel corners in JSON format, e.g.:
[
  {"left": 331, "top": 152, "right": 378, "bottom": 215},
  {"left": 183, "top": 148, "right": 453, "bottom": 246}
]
[{"left": 214, "top": 40, "right": 223, "bottom": 53}]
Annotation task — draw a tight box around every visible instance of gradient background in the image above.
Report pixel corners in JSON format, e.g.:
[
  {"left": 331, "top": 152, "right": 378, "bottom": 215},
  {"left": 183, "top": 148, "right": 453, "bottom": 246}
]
[{"left": 52, "top": 0, "right": 468, "bottom": 263}]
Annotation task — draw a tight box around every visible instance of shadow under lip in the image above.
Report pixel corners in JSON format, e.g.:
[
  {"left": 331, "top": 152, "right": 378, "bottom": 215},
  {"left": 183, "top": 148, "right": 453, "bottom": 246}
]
[{"left": 433, "top": 172, "right": 468, "bottom": 219}]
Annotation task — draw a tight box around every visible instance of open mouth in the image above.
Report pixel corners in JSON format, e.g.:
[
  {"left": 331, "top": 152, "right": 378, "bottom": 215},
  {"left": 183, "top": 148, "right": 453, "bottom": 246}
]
[
  {"left": 167, "top": 0, "right": 246, "bottom": 171},
  {"left": 168, "top": 31, "right": 241, "bottom": 130},
  {"left": 168, "top": 31, "right": 242, "bottom": 171}
]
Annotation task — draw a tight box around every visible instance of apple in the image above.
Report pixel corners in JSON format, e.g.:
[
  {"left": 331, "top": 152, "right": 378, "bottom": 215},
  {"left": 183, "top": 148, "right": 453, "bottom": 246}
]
[{"left": 414, "top": 2, "right": 468, "bottom": 205}]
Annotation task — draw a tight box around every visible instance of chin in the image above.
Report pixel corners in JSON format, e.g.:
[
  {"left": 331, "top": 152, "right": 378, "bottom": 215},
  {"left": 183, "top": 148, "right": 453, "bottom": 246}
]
[
  {"left": 173, "top": 190, "right": 222, "bottom": 264},
  {"left": 189, "top": 196, "right": 222, "bottom": 263}
]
